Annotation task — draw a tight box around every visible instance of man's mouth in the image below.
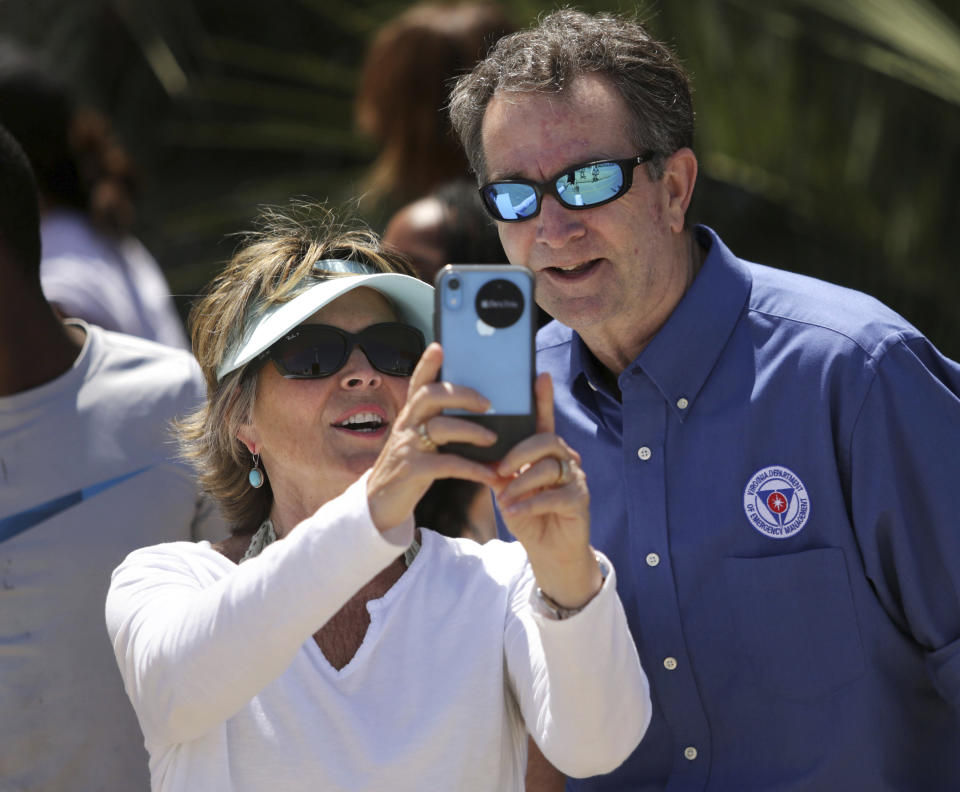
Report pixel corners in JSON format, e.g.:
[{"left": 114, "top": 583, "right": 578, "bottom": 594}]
[
  {"left": 332, "top": 411, "right": 388, "bottom": 434},
  {"left": 545, "top": 258, "right": 602, "bottom": 278}
]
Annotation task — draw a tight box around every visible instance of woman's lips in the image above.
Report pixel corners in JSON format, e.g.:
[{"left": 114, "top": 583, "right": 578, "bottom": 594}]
[{"left": 331, "top": 406, "right": 389, "bottom": 436}]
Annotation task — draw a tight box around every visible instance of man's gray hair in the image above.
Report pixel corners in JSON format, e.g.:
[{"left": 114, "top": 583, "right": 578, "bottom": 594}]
[{"left": 449, "top": 8, "right": 694, "bottom": 183}]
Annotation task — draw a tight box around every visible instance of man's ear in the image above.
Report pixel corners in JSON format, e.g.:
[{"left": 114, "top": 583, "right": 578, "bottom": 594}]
[{"left": 662, "top": 147, "right": 698, "bottom": 234}]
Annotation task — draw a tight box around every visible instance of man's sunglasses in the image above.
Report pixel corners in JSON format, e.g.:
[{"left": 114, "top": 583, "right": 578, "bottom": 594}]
[
  {"left": 257, "top": 322, "right": 425, "bottom": 379},
  {"left": 479, "top": 151, "right": 657, "bottom": 222}
]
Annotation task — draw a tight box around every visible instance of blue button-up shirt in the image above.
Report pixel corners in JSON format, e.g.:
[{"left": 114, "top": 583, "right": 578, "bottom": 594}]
[{"left": 505, "top": 226, "right": 960, "bottom": 790}]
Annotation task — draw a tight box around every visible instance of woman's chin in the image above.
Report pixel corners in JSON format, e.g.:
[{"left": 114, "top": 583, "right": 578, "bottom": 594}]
[{"left": 332, "top": 449, "right": 384, "bottom": 480}]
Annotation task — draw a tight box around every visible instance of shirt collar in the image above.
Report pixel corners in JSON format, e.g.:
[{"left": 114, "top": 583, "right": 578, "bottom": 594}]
[{"left": 560, "top": 225, "right": 752, "bottom": 421}]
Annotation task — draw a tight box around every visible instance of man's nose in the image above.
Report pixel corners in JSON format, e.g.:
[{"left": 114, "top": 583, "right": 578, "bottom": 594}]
[{"left": 535, "top": 195, "right": 587, "bottom": 248}]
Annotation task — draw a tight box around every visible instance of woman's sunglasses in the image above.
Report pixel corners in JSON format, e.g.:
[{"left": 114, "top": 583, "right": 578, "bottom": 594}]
[
  {"left": 479, "top": 151, "right": 656, "bottom": 222},
  {"left": 257, "top": 322, "right": 425, "bottom": 379}
]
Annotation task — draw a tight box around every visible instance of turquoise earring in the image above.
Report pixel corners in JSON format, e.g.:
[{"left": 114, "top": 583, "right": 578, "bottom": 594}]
[{"left": 248, "top": 453, "right": 265, "bottom": 489}]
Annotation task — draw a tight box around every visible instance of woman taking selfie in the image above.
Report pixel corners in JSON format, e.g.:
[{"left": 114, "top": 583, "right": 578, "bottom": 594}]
[{"left": 105, "top": 205, "right": 649, "bottom": 791}]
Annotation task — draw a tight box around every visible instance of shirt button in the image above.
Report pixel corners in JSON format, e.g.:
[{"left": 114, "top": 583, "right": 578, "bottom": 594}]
[
  {"left": 684, "top": 746, "right": 698, "bottom": 761},
  {"left": 637, "top": 446, "right": 652, "bottom": 461},
  {"left": 677, "top": 397, "right": 689, "bottom": 410},
  {"left": 663, "top": 657, "right": 678, "bottom": 671},
  {"left": 646, "top": 553, "right": 660, "bottom": 567}
]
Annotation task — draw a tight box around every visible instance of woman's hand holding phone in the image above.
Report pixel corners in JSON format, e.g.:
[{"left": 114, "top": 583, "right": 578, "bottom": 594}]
[
  {"left": 366, "top": 343, "right": 498, "bottom": 532},
  {"left": 367, "top": 333, "right": 601, "bottom": 612}
]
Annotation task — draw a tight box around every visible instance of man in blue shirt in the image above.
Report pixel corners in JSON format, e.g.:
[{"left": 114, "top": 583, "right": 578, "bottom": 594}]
[{"left": 450, "top": 9, "right": 960, "bottom": 791}]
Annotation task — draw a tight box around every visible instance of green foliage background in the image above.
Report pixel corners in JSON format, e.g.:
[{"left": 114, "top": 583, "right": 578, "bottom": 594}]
[{"left": 3, "top": 0, "right": 959, "bottom": 358}]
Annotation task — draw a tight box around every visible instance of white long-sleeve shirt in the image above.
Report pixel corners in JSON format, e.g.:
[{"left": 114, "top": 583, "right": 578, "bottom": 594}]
[{"left": 106, "top": 474, "right": 650, "bottom": 791}]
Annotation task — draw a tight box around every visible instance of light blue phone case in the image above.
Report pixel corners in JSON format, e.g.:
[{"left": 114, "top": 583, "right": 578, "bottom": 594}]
[{"left": 434, "top": 265, "right": 536, "bottom": 461}]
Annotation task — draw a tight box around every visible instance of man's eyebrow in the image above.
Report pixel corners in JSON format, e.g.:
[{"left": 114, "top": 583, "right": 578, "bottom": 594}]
[
  {"left": 487, "top": 163, "right": 570, "bottom": 183},
  {"left": 488, "top": 155, "right": 620, "bottom": 183},
  {"left": 486, "top": 167, "right": 527, "bottom": 182}
]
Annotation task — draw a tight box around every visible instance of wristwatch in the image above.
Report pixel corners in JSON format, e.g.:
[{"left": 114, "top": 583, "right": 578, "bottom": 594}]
[{"left": 535, "top": 555, "right": 609, "bottom": 620}]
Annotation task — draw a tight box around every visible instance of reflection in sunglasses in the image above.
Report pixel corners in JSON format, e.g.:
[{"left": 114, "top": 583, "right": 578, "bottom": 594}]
[{"left": 481, "top": 151, "right": 655, "bottom": 223}]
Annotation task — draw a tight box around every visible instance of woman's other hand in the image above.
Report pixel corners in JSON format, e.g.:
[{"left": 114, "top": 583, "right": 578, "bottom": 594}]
[{"left": 494, "top": 373, "right": 602, "bottom": 610}]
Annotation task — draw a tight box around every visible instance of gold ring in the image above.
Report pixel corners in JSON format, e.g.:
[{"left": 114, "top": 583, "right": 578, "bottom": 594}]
[
  {"left": 417, "top": 421, "right": 437, "bottom": 452},
  {"left": 555, "top": 457, "right": 573, "bottom": 487}
]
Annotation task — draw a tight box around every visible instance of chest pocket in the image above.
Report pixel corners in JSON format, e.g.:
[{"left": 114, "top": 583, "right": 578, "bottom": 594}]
[{"left": 725, "top": 547, "right": 865, "bottom": 701}]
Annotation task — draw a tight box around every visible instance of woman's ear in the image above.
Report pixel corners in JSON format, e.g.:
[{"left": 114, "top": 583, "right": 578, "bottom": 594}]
[{"left": 237, "top": 424, "right": 260, "bottom": 456}]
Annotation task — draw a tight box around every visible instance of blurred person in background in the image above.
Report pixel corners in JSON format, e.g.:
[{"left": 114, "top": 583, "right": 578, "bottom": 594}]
[
  {"left": 354, "top": 1, "right": 514, "bottom": 224},
  {"left": 384, "top": 178, "right": 508, "bottom": 284},
  {"left": 106, "top": 204, "right": 649, "bottom": 791},
  {"left": 384, "top": 177, "right": 552, "bottom": 328},
  {"left": 0, "top": 39, "right": 188, "bottom": 349},
  {"left": 0, "top": 124, "right": 224, "bottom": 791},
  {"left": 451, "top": 8, "right": 960, "bottom": 791}
]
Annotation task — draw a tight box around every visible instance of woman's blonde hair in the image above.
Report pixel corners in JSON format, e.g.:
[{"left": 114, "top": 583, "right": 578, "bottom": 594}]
[{"left": 176, "top": 202, "right": 416, "bottom": 534}]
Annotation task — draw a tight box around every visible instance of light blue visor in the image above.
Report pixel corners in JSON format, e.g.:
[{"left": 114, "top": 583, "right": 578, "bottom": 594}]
[{"left": 216, "top": 260, "right": 434, "bottom": 381}]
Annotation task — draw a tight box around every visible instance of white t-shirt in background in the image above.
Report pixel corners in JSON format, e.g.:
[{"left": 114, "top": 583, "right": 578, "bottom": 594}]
[{"left": 0, "top": 321, "right": 226, "bottom": 791}]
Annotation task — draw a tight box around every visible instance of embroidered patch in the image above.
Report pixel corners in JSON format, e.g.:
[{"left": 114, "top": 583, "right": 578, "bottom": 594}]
[{"left": 742, "top": 465, "right": 810, "bottom": 539}]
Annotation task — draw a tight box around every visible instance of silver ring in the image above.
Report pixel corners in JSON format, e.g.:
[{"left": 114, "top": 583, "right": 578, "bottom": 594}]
[
  {"left": 555, "top": 457, "right": 573, "bottom": 487},
  {"left": 417, "top": 421, "right": 437, "bottom": 452}
]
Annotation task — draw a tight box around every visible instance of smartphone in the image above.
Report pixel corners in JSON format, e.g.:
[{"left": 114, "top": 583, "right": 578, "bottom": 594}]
[{"left": 434, "top": 265, "right": 536, "bottom": 462}]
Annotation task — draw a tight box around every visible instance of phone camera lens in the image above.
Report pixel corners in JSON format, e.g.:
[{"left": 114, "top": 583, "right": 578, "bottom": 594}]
[{"left": 449, "top": 278, "right": 460, "bottom": 291}]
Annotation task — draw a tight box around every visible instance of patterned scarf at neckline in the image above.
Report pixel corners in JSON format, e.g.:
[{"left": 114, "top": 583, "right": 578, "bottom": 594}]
[{"left": 239, "top": 518, "right": 421, "bottom": 567}]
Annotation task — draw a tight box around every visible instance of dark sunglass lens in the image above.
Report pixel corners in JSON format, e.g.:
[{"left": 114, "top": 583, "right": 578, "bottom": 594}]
[
  {"left": 275, "top": 330, "right": 345, "bottom": 377},
  {"left": 483, "top": 184, "right": 539, "bottom": 221},
  {"left": 361, "top": 326, "right": 424, "bottom": 376},
  {"left": 557, "top": 162, "right": 626, "bottom": 208}
]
